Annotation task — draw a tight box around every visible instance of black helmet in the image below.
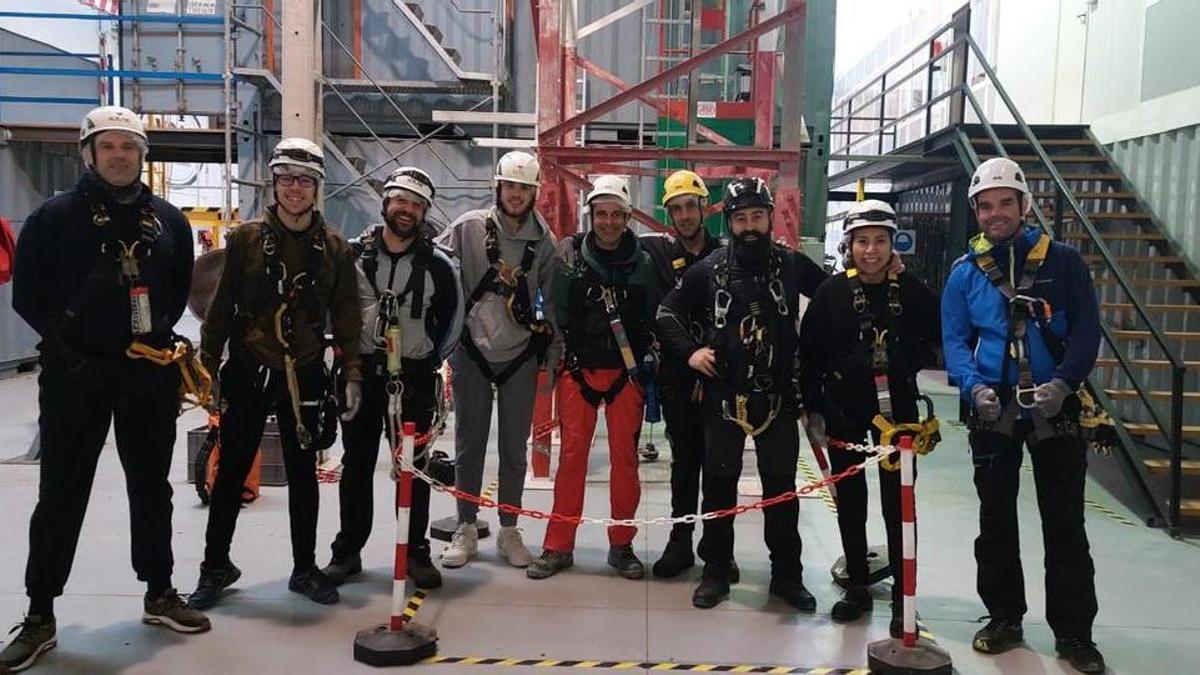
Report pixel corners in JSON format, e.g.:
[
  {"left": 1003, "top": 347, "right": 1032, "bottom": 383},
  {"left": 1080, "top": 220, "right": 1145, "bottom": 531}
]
[{"left": 723, "top": 177, "right": 774, "bottom": 219}]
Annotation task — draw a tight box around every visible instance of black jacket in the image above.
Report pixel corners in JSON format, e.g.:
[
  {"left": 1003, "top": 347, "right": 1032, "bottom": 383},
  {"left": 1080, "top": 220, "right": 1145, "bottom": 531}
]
[
  {"left": 798, "top": 271, "right": 941, "bottom": 441},
  {"left": 13, "top": 171, "right": 193, "bottom": 363},
  {"left": 657, "top": 241, "right": 827, "bottom": 409}
]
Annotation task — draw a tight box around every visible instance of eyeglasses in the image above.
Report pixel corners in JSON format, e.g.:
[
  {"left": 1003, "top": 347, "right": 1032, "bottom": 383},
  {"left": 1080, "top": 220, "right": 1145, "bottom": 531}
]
[{"left": 276, "top": 174, "right": 317, "bottom": 188}]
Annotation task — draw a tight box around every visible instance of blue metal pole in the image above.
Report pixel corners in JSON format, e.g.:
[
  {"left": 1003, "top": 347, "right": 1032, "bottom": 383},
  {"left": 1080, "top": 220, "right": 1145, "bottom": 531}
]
[
  {"left": 0, "top": 66, "right": 222, "bottom": 82},
  {"left": 0, "top": 96, "right": 98, "bottom": 104},
  {"left": 0, "top": 12, "right": 224, "bottom": 25}
]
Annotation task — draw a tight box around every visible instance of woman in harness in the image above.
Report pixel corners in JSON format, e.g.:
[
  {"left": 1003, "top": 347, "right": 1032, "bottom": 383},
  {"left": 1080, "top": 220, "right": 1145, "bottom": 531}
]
[{"left": 798, "top": 199, "right": 941, "bottom": 635}]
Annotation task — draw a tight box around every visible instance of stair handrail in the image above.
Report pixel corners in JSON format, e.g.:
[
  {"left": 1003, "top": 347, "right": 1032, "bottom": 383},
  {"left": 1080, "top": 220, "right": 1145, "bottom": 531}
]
[{"left": 961, "top": 33, "right": 1187, "bottom": 531}]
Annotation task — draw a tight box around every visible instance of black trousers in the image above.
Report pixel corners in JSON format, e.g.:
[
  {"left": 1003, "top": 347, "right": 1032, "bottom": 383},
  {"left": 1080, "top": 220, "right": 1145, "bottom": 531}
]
[
  {"left": 970, "top": 423, "right": 1098, "bottom": 640},
  {"left": 203, "top": 355, "right": 325, "bottom": 572},
  {"left": 660, "top": 379, "right": 705, "bottom": 540},
  {"left": 697, "top": 409, "right": 802, "bottom": 581},
  {"left": 330, "top": 359, "right": 436, "bottom": 562},
  {"left": 26, "top": 361, "right": 180, "bottom": 602},
  {"left": 827, "top": 427, "right": 907, "bottom": 608}
]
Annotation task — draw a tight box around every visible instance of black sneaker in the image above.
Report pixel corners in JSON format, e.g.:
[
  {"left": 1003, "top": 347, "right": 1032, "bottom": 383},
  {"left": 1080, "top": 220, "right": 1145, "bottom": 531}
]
[
  {"left": 288, "top": 567, "right": 340, "bottom": 605},
  {"left": 768, "top": 578, "right": 817, "bottom": 612},
  {"left": 830, "top": 585, "right": 873, "bottom": 623},
  {"left": 187, "top": 562, "right": 242, "bottom": 610},
  {"left": 526, "top": 550, "right": 574, "bottom": 580},
  {"left": 692, "top": 577, "right": 730, "bottom": 609},
  {"left": 0, "top": 614, "right": 56, "bottom": 673},
  {"left": 972, "top": 617, "right": 1024, "bottom": 654},
  {"left": 143, "top": 589, "right": 211, "bottom": 633},
  {"left": 321, "top": 554, "right": 363, "bottom": 587},
  {"left": 651, "top": 538, "right": 695, "bottom": 578},
  {"left": 1056, "top": 638, "right": 1106, "bottom": 674},
  {"left": 408, "top": 549, "right": 443, "bottom": 590},
  {"left": 607, "top": 545, "right": 645, "bottom": 580}
]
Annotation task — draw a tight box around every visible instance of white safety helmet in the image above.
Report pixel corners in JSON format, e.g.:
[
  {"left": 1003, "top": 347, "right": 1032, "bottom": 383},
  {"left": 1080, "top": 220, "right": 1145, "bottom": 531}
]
[
  {"left": 79, "top": 105, "right": 147, "bottom": 146},
  {"left": 843, "top": 199, "right": 898, "bottom": 237},
  {"left": 383, "top": 166, "right": 435, "bottom": 207},
  {"left": 586, "top": 174, "right": 632, "bottom": 212},
  {"left": 494, "top": 150, "right": 541, "bottom": 187},
  {"left": 968, "top": 157, "right": 1031, "bottom": 214},
  {"left": 269, "top": 137, "right": 326, "bottom": 180}
]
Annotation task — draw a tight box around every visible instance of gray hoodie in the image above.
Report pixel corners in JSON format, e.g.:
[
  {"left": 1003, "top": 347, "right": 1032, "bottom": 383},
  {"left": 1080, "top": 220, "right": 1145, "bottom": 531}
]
[{"left": 435, "top": 206, "right": 560, "bottom": 365}]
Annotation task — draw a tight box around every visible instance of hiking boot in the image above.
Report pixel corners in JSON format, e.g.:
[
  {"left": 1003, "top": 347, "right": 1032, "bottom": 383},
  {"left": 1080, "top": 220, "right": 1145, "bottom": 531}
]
[
  {"left": 768, "top": 578, "right": 817, "bottom": 612},
  {"left": 288, "top": 567, "right": 340, "bottom": 605},
  {"left": 1056, "top": 638, "right": 1106, "bottom": 674},
  {"left": 321, "top": 554, "right": 363, "bottom": 587},
  {"left": 407, "top": 548, "right": 443, "bottom": 590},
  {"left": 652, "top": 537, "right": 695, "bottom": 578},
  {"left": 606, "top": 545, "right": 645, "bottom": 580},
  {"left": 496, "top": 526, "right": 534, "bottom": 568},
  {"left": 439, "top": 522, "right": 478, "bottom": 569},
  {"left": 692, "top": 577, "right": 730, "bottom": 609},
  {"left": 187, "top": 562, "right": 242, "bottom": 610},
  {"left": 972, "top": 617, "right": 1024, "bottom": 654},
  {"left": 830, "top": 585, "right": 873, "bottom": 623},
  {"left": 0, "top": 614, "right": 56, "bottom": 673},
  {"left": 143, "top": 589, "right": 211, "bottom": 634},
  {"left": 526, "top": 550, "right": 574, "bottom": 580}
]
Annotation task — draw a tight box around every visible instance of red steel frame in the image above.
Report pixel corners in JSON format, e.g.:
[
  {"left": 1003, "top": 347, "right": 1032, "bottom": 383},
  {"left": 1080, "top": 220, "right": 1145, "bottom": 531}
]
[{"left": 531, "top": 0, "right": 807, "bottom": 245}]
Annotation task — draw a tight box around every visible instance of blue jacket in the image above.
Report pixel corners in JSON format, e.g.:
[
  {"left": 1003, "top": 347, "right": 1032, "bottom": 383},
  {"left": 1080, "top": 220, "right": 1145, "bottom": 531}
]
[{"left": 941, "top": 225, "right": 1100, "bottom": 402}]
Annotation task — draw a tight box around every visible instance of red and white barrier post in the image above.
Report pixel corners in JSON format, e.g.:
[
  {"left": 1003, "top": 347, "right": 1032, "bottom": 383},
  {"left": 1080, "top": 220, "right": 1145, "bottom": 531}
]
[
  {"left": 868, "top": 434, "right": 952, "bottom": 674},
  {"left": 354, "top": 422, "right": 438, "bottom": 665}
]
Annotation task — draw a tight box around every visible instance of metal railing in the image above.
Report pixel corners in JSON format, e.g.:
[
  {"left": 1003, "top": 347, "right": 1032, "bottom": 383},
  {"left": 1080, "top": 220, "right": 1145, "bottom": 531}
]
[{"left": 827, "top": 19, "right": 1188, "bottom": 531}]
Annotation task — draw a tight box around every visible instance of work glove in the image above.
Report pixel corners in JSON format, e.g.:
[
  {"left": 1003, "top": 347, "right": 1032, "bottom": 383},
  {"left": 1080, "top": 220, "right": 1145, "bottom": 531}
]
[
  {"left": 1033, "top": 378, "right": 1072, "bottom": 418},
  {"left": 341, "top": 381, "right": 362, "bottom": 422},
  {"left": 805, "top": 411, "right": 829, "bottom": 448},
  {"left": 972, "top": 384, "right": 1001, "bottom": 423}
]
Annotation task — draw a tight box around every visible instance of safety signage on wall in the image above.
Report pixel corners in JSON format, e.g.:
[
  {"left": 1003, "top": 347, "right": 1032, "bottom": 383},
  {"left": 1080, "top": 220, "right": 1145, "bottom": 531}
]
[
  {"left": 894, "top": 229, "right": 916, "bottom": 254},
  {"left": 146, "top": 0, "right": 177, "bottom": 12},
  {"left": 696, "top": 101, "right": 717, "bottom": 118},
  {"left": 187, "top": 0, "right": 217, "bottom": 14}
]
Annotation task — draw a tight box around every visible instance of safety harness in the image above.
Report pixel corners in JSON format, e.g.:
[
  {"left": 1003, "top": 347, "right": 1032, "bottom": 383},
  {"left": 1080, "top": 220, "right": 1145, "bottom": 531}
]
[
  {"left": 563, "top": 235, "right": 644, "bottom": 407},
  {"left": 460, "top": 215, "right": 549, "bottom": 384},
  {"left": 261, "top": 222, "right": 339, "bottom": 452},
  {"left": 840, "top": 267, "right": 941, "bottom": 468},
  {"left": 712, "top": 247, "right": 789, "bottom": 436}
]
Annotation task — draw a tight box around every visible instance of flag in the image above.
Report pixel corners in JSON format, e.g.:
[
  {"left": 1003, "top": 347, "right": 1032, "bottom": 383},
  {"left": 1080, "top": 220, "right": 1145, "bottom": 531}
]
[{"left": 79, "top": 0, "right": 120, "bottom": 14}]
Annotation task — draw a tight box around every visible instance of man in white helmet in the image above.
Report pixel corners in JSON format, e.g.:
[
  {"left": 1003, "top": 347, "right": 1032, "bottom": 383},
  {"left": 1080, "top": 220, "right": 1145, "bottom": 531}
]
[
  {"left": 190, "top": 137, "right": 364, "bottom": 610},
  {"left": 798, "top": 199, "right": 941, "bottom": 634},
  {"left": 321, "top": 166, "right": 463, "bottom": 590},
  {"left": 526, "top": 175, "right": 659, "bottom": 580},
  {"left": 433, "top": 150, "right": 559, "bottom": 570},
  {"left": 5, "top": 105, "right": 208, "bottom": 672},
  {"left": 942, "top": 157, "right": 1104, "bottom": 673}
]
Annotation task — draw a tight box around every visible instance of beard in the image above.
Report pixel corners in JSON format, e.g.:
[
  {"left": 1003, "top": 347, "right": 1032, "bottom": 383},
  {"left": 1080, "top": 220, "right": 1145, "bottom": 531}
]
[
  {"left": 386, "top": 213, "right": 420, "bottom": 240},
  {"left": 499, "top": 199, "right": 533, "bottom": 220},
  {"left": 733, "top": 230, "right": 770, "bottom": 262}
]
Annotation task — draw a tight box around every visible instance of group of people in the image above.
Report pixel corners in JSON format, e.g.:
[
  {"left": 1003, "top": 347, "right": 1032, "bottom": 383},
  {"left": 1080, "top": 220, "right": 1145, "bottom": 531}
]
[{"left": 1, "top": 104, "right": 1105, "bottom": 675}]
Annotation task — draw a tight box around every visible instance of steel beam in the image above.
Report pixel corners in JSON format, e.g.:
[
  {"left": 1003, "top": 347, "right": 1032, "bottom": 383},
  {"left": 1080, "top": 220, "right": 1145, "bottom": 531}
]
[
  {"left": 282, "top": 0, "right": 321, "bottom": 141},
  {"left": 540, "top": 145, "right": 800, "bottom": 167},
  {"left": 538, "top": 2, "right": 805, "bottom": 144}
]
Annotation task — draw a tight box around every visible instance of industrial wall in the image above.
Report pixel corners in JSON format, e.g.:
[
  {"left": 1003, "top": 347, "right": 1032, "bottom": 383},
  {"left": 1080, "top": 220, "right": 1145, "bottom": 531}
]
[
  {"left": 1108, "top": 124, "right": 1200, "bottom": 264},
  {"left": 0, "top": 28, "right": 102, "bottom": 125}
]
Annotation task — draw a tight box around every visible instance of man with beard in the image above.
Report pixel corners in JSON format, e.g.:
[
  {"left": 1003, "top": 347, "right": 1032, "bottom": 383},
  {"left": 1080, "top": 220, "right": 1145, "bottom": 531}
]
[
  {"left": 5, "top": 105, "right": 207, "bottom": 673},
  {"left": 637, "top": 170, "right": 732, "bottom": 579},
  {"left": 657, "top": 177, "right": 827, "bottom": 611},
  {"left": 189, "top": 137, "right": 364, "bottom": 610},
  {"left": 526, "top": 175, "right": 658, "bottom": 580},
  {"left": 942, "top": 157, "right": 1104, "bottom": 673},
  {"left": 321, "top": 167, "right": 463, "bottom": 590},
  {"left": 434, "top": 151, "right": 558, "bottom": 570}
]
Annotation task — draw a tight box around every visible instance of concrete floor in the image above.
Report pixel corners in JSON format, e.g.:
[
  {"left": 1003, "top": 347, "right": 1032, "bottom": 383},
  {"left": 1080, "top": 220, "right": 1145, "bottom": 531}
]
[{"left": 2, "top": 370, "right": 1198, "bottom": 674}]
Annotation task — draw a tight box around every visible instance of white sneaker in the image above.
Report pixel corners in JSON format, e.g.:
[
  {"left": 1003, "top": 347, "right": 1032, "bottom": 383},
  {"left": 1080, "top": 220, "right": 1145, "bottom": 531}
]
[
  {"left": 440, "top": 522, "right": 478, "bottom": 568},
  {"left": 496, "top": 526, "right": 534, "bottom": 568}
]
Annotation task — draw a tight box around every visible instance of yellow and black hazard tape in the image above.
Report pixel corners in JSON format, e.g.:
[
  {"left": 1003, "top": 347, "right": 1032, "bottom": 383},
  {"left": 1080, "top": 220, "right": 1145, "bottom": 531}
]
[
  {"left": 400, "top": 589, "right": 427, "bottom": 622},
  {"left": 1018, "top": 465, "right": 1136, "bottom": 527},
  {"left": 481, "top": 478, "right": 499, "bottom": 500},
  {"left": 420, "top": 656, "right": 869, "bottom": 673},
  {"left": 796, "top": 455, "right": 837, "bottom": 515}
]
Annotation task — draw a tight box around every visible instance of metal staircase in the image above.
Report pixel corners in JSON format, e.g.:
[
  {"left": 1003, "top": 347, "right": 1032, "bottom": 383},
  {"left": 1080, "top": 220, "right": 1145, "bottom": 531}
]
[{"left": 826, "top": 11, "right": 1197, "bottom": 534}]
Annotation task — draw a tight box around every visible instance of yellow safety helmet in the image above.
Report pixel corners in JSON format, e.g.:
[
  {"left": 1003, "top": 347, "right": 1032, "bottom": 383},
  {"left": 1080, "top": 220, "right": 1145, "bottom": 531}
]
[{"left": 661, "top": 169, "right": 709, "bottom": 206}]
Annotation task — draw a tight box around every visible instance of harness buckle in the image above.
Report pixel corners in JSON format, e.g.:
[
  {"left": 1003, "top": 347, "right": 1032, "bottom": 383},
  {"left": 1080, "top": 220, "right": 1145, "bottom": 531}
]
[
  {"left": 1015, "top": 384, "right": 1039, "bottom": 409},
  {"left": 713, "top": 288, "right": 732, "bottom": 330}
]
